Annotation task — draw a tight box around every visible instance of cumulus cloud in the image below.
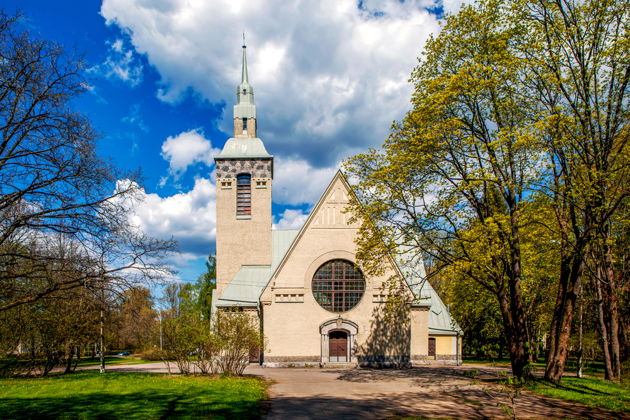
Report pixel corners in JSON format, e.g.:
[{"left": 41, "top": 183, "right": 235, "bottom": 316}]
[
  {"left": 273, "top": 157, "right": 338, "bottom": 206},
  {"left": 100, "top": 0, "right": 442, "bottom": 167},
  {"left": 97, "top": 38, "right": 144, "bottom": 86},
  {"left": 120, "top": 177, "right": 216, "bottom": 257},
  {"left": 160, "top": 129, "right": 221, "bottom": 183},
  {"left": 273, "top": 208, "right": 309, "bottom": 230}
]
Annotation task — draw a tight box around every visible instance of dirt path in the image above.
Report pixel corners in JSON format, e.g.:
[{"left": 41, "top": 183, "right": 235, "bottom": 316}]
[
  {"left": 248, "top": 365, "right": 625, "bottom": 419},
  {"left": 81, "top": 362, "right": 625, "bottom": 419}
]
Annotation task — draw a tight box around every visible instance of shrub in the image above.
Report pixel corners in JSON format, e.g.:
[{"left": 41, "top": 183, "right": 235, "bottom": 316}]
[
  {"left": 139, "top": 348, "right": 164, "bottom": 361},
  {"left": 214, "top": 311, "right": 263, "bottom": 376}
]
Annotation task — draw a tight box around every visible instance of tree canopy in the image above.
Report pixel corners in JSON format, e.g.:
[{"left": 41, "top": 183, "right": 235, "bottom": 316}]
[
  {"left": 0, "top": 11, "right": 175, "bottom": 311},
  {"left": 345, "top": 0, "right": 628, "bottom": 380}
]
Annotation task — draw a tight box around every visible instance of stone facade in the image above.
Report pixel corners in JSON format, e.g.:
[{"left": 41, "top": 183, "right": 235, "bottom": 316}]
[
  {"left": 215, "top": 158, "right": 272, "bottom": 179},
  {"left": 259, "top": 174, "right": 432, "bottom": 367},
  {"left": 215, "top": 171, "right": 272, "bottom": 297}
]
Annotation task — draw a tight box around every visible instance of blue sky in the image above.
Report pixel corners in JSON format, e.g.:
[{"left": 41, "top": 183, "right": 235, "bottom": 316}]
[{"left": 3, "top": 0, "right": 462, "bottom": 286}]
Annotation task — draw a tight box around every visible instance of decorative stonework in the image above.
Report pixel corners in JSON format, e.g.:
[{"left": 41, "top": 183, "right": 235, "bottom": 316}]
[
  {"left": 215, "top": 158, "right": 272, "bottom": 179},
  {"left": 310, "top": 179, "right": 358, "bottom": 229}
]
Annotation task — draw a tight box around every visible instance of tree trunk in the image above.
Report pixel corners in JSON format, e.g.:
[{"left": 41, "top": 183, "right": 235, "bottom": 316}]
[
  {"left": 594, "top": 271, "right": 615, "bottom": 380},
  {"left": 497, "top": 288, "right": 530, "bottom": 379},
  {"left": 99, "top": 307, "right": 105, "bottom": 374},
  {"left": 64, "top": 346, "right": 75, "bottom": 374},
  {"left": 545, "top": 252, "right": 583, "bottom": 381},
  {"left": 577, "top": 292, "right": 583, "bottom": 378},
  {"left": 605, "top": 243, "right": 621, "bottom": 380}
]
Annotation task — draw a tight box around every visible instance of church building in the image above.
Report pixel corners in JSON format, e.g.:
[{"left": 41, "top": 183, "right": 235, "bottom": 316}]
[{"left": 211, "top": 44, "right": 462, "bottom": 367}]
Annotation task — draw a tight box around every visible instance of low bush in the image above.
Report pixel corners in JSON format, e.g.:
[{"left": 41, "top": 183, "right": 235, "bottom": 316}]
[
  {"left": 138, "top": 348, "right": 163, "bottom": 361},
  {"left": 160, "top": 310, "right": 262, "bottom": 376}
]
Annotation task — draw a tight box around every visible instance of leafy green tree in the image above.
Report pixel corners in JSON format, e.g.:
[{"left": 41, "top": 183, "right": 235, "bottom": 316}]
[
  {"left": 196, "top": 255, "right": 216, "bottom": 320},
  {"left": 513, "top": 0, "right": 629, "bottom": 381},
  {"left": 115, "top": 287, "right": 157, "bottom": 351},
  {"left": 346, "top": 0, "right": 627, "bottom": 380},
  {"left": 346, "top": 0, "right": 540, "bottom": 378}
]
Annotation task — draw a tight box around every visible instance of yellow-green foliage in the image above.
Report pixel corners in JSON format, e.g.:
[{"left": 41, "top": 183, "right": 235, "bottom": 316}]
[{"left": 345, "top": 0, "right": 628, "bottom": 371}]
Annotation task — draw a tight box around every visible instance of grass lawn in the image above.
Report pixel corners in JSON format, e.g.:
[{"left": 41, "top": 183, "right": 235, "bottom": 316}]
[
  {"left": 463, "top": 358, "right": 607, "bottom": 376},
  {"left": 463, "top": 359, "right": 629, "bottom": 413},
  {"left": 0, "top": 371, "right": 267, "bottom": 419},
  {"left": 525, "top": 376, "right": 629, "bottom": 413}
]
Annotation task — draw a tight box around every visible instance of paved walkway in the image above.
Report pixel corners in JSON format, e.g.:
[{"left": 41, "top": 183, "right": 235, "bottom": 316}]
[{"left": 92, "top": 362, "right": 625, "bottom": 419}]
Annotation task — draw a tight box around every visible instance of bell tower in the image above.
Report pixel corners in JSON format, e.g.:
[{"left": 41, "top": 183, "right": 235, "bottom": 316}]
[{"left": 214, "top": 42, "right": 273, "bottom": 297}]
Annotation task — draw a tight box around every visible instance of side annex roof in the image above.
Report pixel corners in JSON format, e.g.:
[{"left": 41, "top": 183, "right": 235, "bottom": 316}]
[{"left": 214, "top": 229, "right": 298, "bottom": 307}]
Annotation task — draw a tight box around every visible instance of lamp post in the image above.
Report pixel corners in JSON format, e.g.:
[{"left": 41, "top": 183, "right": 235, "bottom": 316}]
[{"left": 159, "top": 310, "right": 163, "bottom": 351}]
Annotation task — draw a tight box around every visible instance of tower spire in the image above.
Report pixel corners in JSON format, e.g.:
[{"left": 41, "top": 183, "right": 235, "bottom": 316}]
[
  {"left": 234, "top": 40, "right": 256, "bottom": 136},
  {"left": 241, "top": 34, "right": 249, "bottom": 84}
]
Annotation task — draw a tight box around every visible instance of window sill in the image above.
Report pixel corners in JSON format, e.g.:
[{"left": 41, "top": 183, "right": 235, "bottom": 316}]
[{"left": 236, "top": 215, "right": 252, "bottom": 220}]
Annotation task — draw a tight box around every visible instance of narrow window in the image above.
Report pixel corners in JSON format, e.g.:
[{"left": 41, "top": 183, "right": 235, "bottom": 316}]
[
  {"left": 242, "top": 118, "right": 247, "bottom": 130},
  {"left": 236, "top": 173, "right": 251, "bottom": 216}
]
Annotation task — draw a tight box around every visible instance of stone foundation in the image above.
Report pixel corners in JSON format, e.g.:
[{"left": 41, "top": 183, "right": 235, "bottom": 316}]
[
  {"left": 264, "top": 356, "right": 319, "bottom": 363},
  {"left": 411, "top": 354, "right": 460, "bottom": 365},
  {"left": 357, "top": 355, "right": 412, "bottom": 369}
]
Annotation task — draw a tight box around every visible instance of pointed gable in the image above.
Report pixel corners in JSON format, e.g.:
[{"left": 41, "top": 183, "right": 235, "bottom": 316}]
[
  {"left": 310, "top": 176, "right": 355, "bottom": 229},
  {"left": 263, "top": 171, "right": 358, "bottom": 289}
]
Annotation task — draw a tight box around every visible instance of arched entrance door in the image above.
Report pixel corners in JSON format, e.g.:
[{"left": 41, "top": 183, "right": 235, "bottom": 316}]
[
  {"left": 319, "top": 318, "right": 358, "bottom": 364},
  {"left": 329, "top": 330, "right": 348, "bottom": 362}
]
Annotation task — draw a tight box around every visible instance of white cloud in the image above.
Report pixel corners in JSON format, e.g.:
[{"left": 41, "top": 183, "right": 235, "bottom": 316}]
[
  {"left": 120, "top": 177, "right": 217, "bottom": 257},
  {"left": 442, "top": 0, "right": 470, "bottom": 16},
  {"left": 273, "top": 208, "right": 309, "bottom": 230},
  {"left": 160, "top": 129, "right": 221, "bottom": 182},
  {"left": 122, "top": 103, "right": 149, "bottom": 132},
  {"left": 100, "top": 0, "right": 442, "bottom": 167},
  {"left": 273, "top": 157, "right": 338, "bottom": 206},
  {"left": 97, "top": 38, "right": 144, "bottom": 86}
]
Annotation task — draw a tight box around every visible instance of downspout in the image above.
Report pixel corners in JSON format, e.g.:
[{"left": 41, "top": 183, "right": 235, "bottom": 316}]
[{"left": 258, "top": 301, "right": 264, "bottom": 366}]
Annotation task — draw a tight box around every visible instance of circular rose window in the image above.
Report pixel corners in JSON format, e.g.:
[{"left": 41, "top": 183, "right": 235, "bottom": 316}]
[{"left": 312, "top": 259, "right": 365, "bottom": 312}]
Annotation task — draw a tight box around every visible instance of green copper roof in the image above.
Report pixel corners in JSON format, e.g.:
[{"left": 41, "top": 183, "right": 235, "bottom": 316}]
[
  {"left": 394, "top": 247, "right": 463, "bottom": 335},
  {"left": 215, "top": 136, "right": 272, "bottom": 159},
  {"left": 215, "top": 265, "right": 271, "bottom": 306}
]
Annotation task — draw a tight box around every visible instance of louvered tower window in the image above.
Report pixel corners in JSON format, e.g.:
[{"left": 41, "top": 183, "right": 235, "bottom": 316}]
[{"left": 236, "top": 173, "right": 251, "bottom": 216}]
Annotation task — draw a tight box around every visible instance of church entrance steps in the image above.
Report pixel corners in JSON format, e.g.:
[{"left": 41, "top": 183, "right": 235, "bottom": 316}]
[{"left": 320, "top": 362, "right": 357, "bottom": 369}]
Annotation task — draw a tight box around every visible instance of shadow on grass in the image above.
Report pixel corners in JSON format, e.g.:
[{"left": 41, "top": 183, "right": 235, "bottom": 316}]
[
  {"left": 0, "top": 371, "right": 263, "bottom": 419},
  {"left": 535, "top": 378, "right": 621, "bottom": 397},
  {"left": 0, "top": 392, "right": 260, "bottom": 419}
]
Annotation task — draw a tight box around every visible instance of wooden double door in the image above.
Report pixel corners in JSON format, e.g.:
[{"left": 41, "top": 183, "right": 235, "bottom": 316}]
[{"left": 329, "top": 330, "right": 348, "bottom": 362}]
